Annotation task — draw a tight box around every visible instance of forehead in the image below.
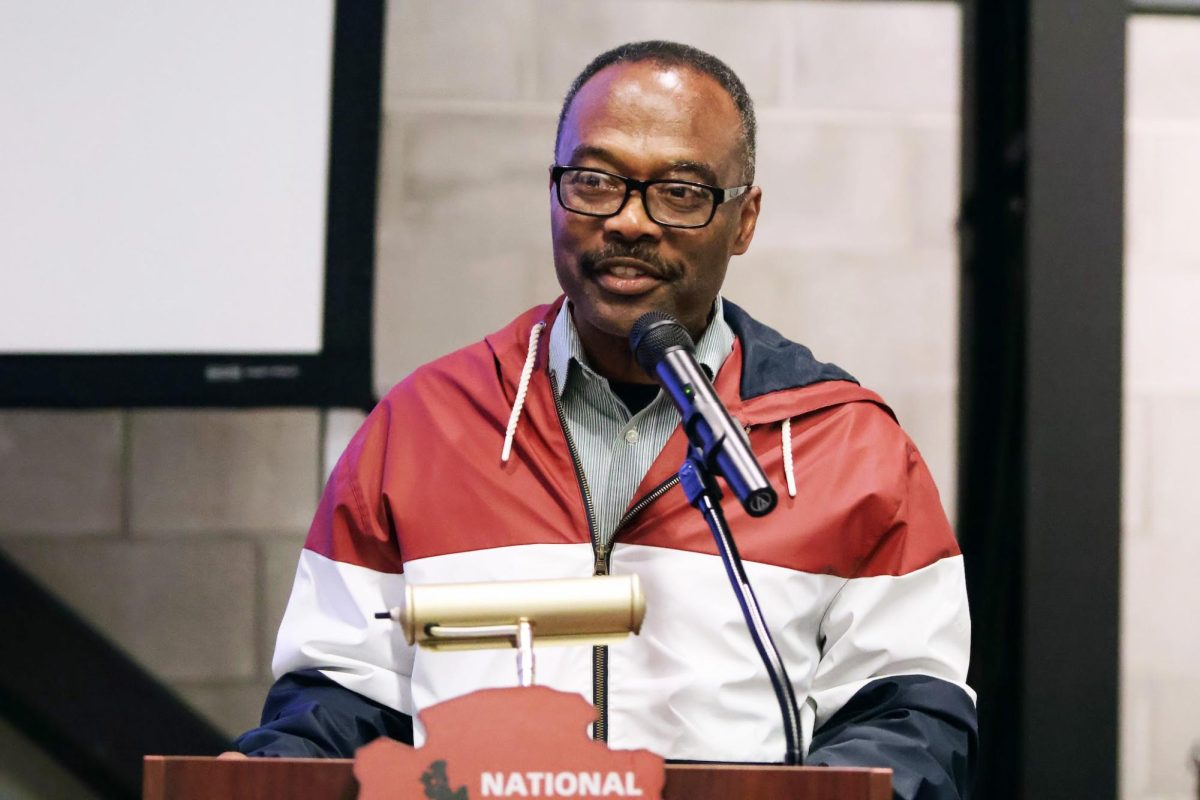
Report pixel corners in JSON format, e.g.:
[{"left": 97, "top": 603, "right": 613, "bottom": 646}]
[{"left": 557, "top": 61, "right": 744, "bottom": 180}]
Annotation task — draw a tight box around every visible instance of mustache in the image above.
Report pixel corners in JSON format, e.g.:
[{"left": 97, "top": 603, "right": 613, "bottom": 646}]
[{"left": 579, "top": 243, "right": 684, "bottom": 280}]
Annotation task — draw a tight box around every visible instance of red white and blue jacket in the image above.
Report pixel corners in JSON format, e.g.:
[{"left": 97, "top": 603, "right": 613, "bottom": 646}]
[{"left": 237, "top": 300, "right": 977, "bottom": 800}]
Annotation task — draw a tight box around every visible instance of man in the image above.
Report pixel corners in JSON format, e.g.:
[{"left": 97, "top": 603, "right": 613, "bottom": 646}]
[{"left": 236, "top": 41, "right": 977, "bottom": 800}]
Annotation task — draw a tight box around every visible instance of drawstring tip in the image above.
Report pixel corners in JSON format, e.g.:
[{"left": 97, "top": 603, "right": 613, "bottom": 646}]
[
  {"left": 499, "top": 321, "right": 546, "bottom": 465},
  {"left": 782, "top": 417, "right": 797, "bottom": 498}
]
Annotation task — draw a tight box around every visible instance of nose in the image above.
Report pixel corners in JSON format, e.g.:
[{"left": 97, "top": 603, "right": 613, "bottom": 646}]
[{"left": 603, "top": 190, "right": 663, "bottom": 241}]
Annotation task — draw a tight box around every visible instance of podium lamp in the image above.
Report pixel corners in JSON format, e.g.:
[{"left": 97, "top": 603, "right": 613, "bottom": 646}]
[{"left": 375, "top": 575, "right": 646, "bottom": 686}]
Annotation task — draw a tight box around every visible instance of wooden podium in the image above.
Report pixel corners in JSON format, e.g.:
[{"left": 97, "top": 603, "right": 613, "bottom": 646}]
[
  {"left": 143, "top": 688, "right": 890, "bottom": 799},
  {"left": 144, "top": 756, "right": 892, "bottom": 800}
]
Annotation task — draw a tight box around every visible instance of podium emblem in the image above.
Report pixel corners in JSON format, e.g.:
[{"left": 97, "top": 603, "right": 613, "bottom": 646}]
[{"left": 354, "top": 686, "right": 665, "bottom": 800}]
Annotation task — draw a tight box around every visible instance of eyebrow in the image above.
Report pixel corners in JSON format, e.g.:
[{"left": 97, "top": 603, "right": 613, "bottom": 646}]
[
  {"left": 665, "top": 160, "right": 721, "bottom": 186},
  {"left": 565, "top": 145, "right": 722, "bottom": 186}
]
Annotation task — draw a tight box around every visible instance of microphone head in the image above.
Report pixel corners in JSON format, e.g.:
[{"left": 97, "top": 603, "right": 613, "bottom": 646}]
[{"left": 629, "top": 312, "right": 695, "bottom": 376}]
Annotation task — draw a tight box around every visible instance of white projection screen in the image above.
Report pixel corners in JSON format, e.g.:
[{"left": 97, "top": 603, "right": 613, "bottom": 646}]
[{"left": 0, "top": 1, "right": 380, "bottom": 407}]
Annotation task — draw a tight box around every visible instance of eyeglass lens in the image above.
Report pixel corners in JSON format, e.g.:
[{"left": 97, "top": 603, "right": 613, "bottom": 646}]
[{"left": 559, "top": 169, "right": 715, "bottom": 227}]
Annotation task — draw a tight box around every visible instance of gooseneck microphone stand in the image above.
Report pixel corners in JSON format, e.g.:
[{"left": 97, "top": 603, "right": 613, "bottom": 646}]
[
  {"left": 630, "top": 312, "right": 803, "bottom": 766},
  {"left": 678, "top": 446, "right": 803, "bottom": 766}
]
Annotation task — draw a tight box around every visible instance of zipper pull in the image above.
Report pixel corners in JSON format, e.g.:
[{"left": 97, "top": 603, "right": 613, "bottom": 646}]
[{"left": 593, "top": 543, "right": 610, "bottom": 576}]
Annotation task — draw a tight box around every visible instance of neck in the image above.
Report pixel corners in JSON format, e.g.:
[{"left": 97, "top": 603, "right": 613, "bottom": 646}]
[
  {"left": 573, "top": 317, "right": 654, "bottom": 384},
  {"left": 569, "top": 305, "right": 712, "bottom": 384}
]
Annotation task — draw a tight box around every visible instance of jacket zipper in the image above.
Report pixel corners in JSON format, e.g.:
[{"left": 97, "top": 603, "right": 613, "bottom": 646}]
[
  {"left": 616, "top": 476, "right": 678, "bottom": 531},
  {"left": 549, "top": 374, "right": 688, "bottom": 743},
  {"left": 549, "top": 375, "right": 608, "bottom": 740},
  {"left": 590, "top": 476, "right": 677, "bottom": 580},
  {"left": 587, "top": 476, "right": 679, "bottom": 741}
]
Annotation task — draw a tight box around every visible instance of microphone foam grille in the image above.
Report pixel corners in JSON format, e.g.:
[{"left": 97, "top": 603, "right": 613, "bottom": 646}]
[{"left": 629, "top": 312, "right": 695, "bottom": 376}]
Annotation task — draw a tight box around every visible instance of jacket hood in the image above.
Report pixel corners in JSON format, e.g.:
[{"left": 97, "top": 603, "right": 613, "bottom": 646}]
[{"left": 484, "top": 297, "right": 891, "bottom": 428}]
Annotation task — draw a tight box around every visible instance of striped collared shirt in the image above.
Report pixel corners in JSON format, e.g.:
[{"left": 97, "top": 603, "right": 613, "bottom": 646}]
[{"left": 547, "top": 299, "right": 736, "bottom": 548}]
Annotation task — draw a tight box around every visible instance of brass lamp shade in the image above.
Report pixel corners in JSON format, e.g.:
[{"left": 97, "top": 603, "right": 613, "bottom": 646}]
[{"left": 392, "top": 575, "right": 646, "bottom": 651}]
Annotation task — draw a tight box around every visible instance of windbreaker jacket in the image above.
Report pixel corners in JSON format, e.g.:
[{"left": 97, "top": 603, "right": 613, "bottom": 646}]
[{"left": 238, "top": 300, "right": 977, "bottom": 800}]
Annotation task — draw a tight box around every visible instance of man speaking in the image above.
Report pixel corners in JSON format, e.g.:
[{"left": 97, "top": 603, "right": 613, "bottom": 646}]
[{"left": 235, "top": 41, "right": 977, "bottom": 800}]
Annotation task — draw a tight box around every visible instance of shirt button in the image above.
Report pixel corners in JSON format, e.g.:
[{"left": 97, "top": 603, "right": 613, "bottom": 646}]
[{"left": 624, "top": 428, "right": 640, "bottom": 444}]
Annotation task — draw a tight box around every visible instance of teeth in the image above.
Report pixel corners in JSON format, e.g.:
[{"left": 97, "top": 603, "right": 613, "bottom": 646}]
[{"left": 609, "top": 265, "right": 646, "bottom": 278}]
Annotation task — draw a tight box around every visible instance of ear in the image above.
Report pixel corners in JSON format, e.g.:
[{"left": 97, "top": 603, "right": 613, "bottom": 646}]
[{"left": 730, "top": 186, "right": 761, "bottom": 256}]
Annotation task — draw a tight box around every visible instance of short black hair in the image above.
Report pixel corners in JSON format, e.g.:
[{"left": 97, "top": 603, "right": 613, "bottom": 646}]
[{"left": 555, "top": 40, "right": 756, "bottom": 183}]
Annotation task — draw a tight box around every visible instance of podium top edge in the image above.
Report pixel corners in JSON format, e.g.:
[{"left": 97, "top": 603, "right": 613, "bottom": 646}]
[{"left": 144, "top": 755, "right": 890, "bottom": 775}]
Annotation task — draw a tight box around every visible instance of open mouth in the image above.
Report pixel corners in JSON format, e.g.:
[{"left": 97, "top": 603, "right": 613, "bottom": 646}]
[{"left": 591, "top": 258, "right": 665, "bottom": 295}]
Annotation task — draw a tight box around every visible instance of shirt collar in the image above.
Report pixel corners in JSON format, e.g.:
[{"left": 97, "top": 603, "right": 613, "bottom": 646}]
[{"left": 548, "top": 297, "right": 735, "bottom": 398}]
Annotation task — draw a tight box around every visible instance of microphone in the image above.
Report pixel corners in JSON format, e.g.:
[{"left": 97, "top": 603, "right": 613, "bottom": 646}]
[{"left": 629, "top": 312, "right": 777, "bottom": 517}]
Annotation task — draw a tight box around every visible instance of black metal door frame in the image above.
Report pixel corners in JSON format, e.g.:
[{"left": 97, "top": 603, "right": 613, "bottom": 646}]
[{"left": 959, "top": 1, "right": 1125, "bottom": 797}]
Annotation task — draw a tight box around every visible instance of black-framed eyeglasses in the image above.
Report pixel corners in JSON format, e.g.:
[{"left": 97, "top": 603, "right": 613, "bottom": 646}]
[{"left": 550, "top": 165, "right": 751, "bottom": 229}]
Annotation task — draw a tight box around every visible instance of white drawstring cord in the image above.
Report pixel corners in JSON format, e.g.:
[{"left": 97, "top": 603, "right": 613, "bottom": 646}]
[
  {"left": 781, "top": 417, "right": 797, "bottom": 498},
  {"left": 501, "top": 321, "right": 546, "bottom": 463}
]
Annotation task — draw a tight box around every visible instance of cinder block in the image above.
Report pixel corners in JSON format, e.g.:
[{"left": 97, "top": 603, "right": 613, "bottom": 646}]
[
  {"left": 0, "top": 411, "right": 122, "bottom": 536},
  {"left": 260, "top": 536, "right": 307, "bottom": 676},
  {"left": 375, "top": 112, "right": 558, "bottom": 389},
  {"left": 384, "top": 0, "right": 536, "bottom": 105},
  {"left": 322, "top": 409, "right": 367, "bottom": 481},
  {"left": 909, "top": 122, "right": 960, "bottom": 252},
  {"left": 375, "top": 232, "right": 554, "bottom": 391},
  {"left": 1153, "top": 129, "right": 1200, "bottom": 263},
  {"left": 375, "top": 112, "right": 555, "bottom": 273},
  {"left": 532, "top": 0, "right": 787, "bottom": 107},
  {"left": 386, "top": 112, "right": 557, "bottom": 205},
  {"left": 129, "top": 410, "right": 319, "bottom": 534},
  {"left": 376, "top": 111, "right": 555, "bottom": 268},
  {"left": 1122, "top": 535, "right": 1200, "bottom": 681},
  {"left": 1118, "top": 676, "right": 1153, "bottom": 799},
  {"left": 1126, "top": 269, "right": 1200, "bottom": 393},
  {"left": 176, "top": 678, "right": 274, "bottom": 740},
  {"left": 1122, "top": 394, "right": 1150, "bottom": 538},
  {"left": 727, "top": 250, "right": 957, "bottom": 393},
  {"left": 718, "top": 253, "right": 792, "bottom": 337},
  {"left": 1124, "top": 126, "right": 1161, "bottom": 264},
  {"left": 752, "top": 117, "right": 913, "bottom": 253},
  {"left": 2, "top": 539, "right": 258, "bottom": 681},
  {"left": 785, "top": 1, "right": 960, "bottom": 114},
  {"left": 1146, "top": 396, "right": 1200, "bottom": 544},
  {"left": 1128, "top": 16, "right": 1200, "bottom": 122},
  {"left": 375, "top": 115, "right": 409, "bottom": 232},
  {"left": 1146, "top": 677, "right": 1200, "bottom": 796}
]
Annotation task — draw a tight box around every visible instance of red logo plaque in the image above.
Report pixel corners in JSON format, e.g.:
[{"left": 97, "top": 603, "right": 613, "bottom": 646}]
[{"left": 355, "top": 686, "right": 665, "bottom": 800}]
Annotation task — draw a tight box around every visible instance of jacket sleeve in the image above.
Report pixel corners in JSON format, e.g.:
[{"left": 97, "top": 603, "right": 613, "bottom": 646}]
[
  {"left": 234, "top": 669, "right": 414, "bottom": 757},
  {"left": 804, "top": 430, "right": 977, "bottom": 800},
  {"left": 807, "top": 675, "right": 976, "bottom": 800},
  {"left": 236, "top": 399, "right": 417, "bottom": 756}
]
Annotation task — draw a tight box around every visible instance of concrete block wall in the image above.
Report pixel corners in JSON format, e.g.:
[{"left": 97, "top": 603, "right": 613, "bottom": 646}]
[
  {"left": 1123, "top": 15, "right": 1200, "bottom": 800},
  {"left": 0, "top": 408, "right": 364, "bottom": 742}
]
